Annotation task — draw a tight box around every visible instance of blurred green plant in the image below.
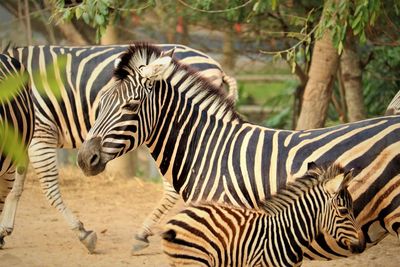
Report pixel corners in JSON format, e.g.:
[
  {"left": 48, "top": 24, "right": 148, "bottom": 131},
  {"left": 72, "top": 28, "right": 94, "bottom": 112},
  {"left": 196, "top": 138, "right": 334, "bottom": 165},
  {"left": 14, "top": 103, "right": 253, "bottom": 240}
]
[
  {"left": 262, "top": 82, "right": 297, "bottom": 129},
  {"left": 0, "top": 70, "right": 29, "bottom": 167},
  {"left": 0, "top": 55, "right": 66, "bottom": 166},
  {"left": 31, "top": 56, "right": 67, "bottom": 99},
  {"left": 363, "top": 46, "right": 400, "bottom": 116}
]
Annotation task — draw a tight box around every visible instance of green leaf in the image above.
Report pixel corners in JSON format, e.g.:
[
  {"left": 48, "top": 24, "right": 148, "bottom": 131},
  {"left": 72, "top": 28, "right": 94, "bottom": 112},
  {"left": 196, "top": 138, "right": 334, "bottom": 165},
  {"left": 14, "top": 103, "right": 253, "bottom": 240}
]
[
  {"left": 351, "top": 14, "right": 361, "bottom": 29},
  {"left": 62, "top": 8, "right": 72, "bottom": 21},
  {"left": 95, "top": 14, "right": 105, "bottom": 25},
  {"left": 0, "top": 124, "right": 28, "bottom": 167},
  {"left": 0, "top": 72, "right": 28, "bottom": 102},
  {"left": 82, "top": 12, "right": 90, "bottom": 24},
  {"left": 272, "top": 52, "right": 282, "bottom": 63},
  {"left": 75, "top": 7, "right": 83, "bottom": 19},
  {"left": 271, "top": 0, "right": 277, "bottom": 10},
  {"left": 359, "top": 30, "right": 367, "bottom": 43},
  {"left": 291, "top": 60, "right": 296, "bottom": 73},
  {"left": 252, "top": 1, "right": 260, "bottom": 12},
  {"left": 338, "top": 41, "right": 343, "bottom": 55},
  {"left": 32, "top": 56, "right": 67, "bottom": 99}
]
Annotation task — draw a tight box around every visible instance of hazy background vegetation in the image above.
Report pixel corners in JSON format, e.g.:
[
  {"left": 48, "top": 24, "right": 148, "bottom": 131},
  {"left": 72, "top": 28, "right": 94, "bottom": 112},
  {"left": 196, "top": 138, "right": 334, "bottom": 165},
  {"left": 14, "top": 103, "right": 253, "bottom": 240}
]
[{"left": 1, "top": 0, "right": 399, "bottom": 178}]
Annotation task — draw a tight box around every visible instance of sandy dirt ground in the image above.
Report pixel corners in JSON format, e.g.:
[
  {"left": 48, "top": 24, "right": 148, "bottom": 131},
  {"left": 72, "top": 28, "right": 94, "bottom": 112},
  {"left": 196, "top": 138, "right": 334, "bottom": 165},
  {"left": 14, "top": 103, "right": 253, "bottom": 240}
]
[{"left": 0, "top": 166, "right": 399, "bottom": 267}]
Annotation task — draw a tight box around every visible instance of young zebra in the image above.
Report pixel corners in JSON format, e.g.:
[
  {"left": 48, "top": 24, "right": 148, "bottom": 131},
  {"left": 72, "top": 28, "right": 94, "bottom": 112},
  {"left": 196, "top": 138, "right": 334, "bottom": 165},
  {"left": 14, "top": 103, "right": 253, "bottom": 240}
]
[
  {"left": 0, "top": 54, "right": 35, "bottom": 247},
  {"left": 162, "top": 163, "right": 365, "bottom": 267}
]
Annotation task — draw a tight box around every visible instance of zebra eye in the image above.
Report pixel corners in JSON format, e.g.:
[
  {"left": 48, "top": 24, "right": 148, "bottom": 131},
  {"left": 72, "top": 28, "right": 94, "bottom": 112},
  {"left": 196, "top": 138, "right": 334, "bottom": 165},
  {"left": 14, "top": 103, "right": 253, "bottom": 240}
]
[
  {"left": 122, "top": 100, "right": 140, "bottom": 112},
  {"left": 338, "top": 207, "right": 349, "bottom": 216}
]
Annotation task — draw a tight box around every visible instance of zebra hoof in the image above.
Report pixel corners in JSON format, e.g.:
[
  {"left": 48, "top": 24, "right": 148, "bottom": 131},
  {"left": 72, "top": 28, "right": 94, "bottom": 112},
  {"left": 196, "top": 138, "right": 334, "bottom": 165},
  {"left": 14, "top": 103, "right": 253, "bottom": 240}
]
[
  {"left": 131, "top": 235, "right": 150, "bottom": 255},
  {"left": 0, "top": 236, "right": 5, "bottom": 249},
  {"left": 80, "top": 230, "right": 97, "bottom": 254}
]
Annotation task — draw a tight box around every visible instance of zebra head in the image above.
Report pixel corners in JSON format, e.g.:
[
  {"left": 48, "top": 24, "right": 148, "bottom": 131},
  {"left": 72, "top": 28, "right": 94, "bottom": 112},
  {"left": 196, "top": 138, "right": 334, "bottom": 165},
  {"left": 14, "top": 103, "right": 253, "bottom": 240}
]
[
  {"left": 78, "top": 44, "right": 174, "bottom": 176},
  {"left": 315, "top": 164, "right": 366, "bottom": 254}
]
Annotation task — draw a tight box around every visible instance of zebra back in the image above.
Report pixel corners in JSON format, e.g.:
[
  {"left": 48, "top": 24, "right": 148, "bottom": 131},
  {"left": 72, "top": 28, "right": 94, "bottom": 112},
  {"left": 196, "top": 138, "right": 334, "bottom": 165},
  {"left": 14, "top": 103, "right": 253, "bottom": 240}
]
[
  {"left": 4, "top": 44, "right": 235, "bottom": 148},
  {"left": 162, "top": 163, "right": 365, "bottom": 267}
]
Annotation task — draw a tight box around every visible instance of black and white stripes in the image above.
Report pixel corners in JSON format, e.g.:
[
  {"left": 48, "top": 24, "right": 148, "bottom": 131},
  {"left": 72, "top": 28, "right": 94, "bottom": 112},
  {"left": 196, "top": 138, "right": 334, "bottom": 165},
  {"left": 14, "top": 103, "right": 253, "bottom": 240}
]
[
  {"left": 78, "top": 43, "right": 400, "bottom": 258},
  {"left": 5, "top": 44, "right": 235, "bottom": 252},
  {"left": 162, "top": 163, "right": 365, "bottom": 267},
  {"left": 0, "top": 54, "right": 34, "bottom": 247}
]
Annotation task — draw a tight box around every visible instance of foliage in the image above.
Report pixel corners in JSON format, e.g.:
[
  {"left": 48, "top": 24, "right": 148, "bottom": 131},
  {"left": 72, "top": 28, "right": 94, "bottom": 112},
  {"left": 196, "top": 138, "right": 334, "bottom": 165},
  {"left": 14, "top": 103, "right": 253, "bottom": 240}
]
[
  {"left": 0, "top": 71, "right": 29, "bottom": 166},
  {"left": 262, "top": 81, "right": 297, "bottom": 129},
  {"left": 363, "top": 46, "right": 400, "bottom": 116},
  {"left": 51, "top": 0, "right": 155, "bottom": 41},
  {"left": 318, "top": 0, "right": 384, "bottom": 54},
  {"left": 34, "top": 0, "right": 400, "bottom": 129},
  {"left": 0, "top": 57, "right": 66, "bottom": 166}
]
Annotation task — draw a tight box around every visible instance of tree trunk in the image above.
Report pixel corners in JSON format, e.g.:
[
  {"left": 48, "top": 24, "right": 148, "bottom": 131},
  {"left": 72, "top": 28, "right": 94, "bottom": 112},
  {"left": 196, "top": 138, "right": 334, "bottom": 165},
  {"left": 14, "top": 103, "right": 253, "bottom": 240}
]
[
  {"left": 106, "top": 150, "right": 138, "bottom": 179},
  {"left": 24, "top": 0, "right": 32, "bottom": 45},
  {"left": 295, "top": 30, "right": 340, "bottom": 130},
  {"left": 100, "top": 24, "right": 118, "bottom": 45},
  {"left": 222, "top": 27, "right": 236, "bottom": 72},
  {"left": 154, "top": 0, "right": 176, "bottom": 43},
  {"left": 180, "top": 18, "right": 190, "bottom": 45},
  {"left": 57, "top": 22, "right": 88, "bottom": 45},
  {"left": 341, "top": 32, "right": 365, "bottom": 122}
]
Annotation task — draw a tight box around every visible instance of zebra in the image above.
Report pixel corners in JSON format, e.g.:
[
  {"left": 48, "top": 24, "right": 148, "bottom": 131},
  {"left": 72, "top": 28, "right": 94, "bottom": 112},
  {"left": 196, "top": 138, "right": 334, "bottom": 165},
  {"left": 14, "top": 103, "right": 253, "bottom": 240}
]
[
  {"left": 4, "top": 44, "right": 237, "bottom": 253},
  {"left": 77, "top": 43, "right": 400, "bottom": 259},
  {"left": 0, "top": 54, "right": 35, "bottom": 248},
  {"left": 162, "top": 163, "right": 365, "bottom": 267}
]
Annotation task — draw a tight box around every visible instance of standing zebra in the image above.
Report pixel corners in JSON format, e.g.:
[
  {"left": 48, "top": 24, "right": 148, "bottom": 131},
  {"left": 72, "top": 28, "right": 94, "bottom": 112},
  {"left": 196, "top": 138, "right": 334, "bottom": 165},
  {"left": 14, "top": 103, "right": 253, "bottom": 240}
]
[
  {"left": 162, "top": 163, "right": 365, "bottom": 267},
  {"left": 78, "top": 43, "right": 400, "bottom": 259},
  {"left": 0, "top": 54, "right": 35, "bottom": 247},
  {"left": 4, "top": 44, "right": 236, "bottom": 253}
]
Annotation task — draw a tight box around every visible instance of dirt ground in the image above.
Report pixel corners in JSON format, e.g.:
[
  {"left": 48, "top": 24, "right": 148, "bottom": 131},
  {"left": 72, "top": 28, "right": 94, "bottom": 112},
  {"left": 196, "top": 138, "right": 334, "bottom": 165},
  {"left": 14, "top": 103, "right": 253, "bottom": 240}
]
[{"left": 0, "top": 166, "right": 399, "bottom": 267}]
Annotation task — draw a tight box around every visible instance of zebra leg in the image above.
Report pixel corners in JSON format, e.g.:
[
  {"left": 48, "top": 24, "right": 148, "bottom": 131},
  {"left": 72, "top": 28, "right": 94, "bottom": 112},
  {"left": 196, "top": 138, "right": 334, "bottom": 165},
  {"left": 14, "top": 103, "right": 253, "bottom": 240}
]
[
  {"left": 0, "top": 171, "right": 16, "bottom": 248},
  {"left": 131, "top": 178, "right": 179, "bottom": 254},
  {"left": 29, "top": 140, "right": 97, "bottom": 253}
]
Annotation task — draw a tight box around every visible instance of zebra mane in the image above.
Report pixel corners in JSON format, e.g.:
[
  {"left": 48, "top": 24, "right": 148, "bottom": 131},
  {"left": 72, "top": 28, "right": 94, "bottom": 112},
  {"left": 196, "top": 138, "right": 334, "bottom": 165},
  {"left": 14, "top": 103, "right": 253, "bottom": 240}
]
[
  {"left": 259, "top": 163, "right": 345, "bottom": 215},
  {"left": 113, "top": 42, "right": 242, "bottom": 122},
  {"left": 1, "top": 42, "right": 14, "bottom": 53}
]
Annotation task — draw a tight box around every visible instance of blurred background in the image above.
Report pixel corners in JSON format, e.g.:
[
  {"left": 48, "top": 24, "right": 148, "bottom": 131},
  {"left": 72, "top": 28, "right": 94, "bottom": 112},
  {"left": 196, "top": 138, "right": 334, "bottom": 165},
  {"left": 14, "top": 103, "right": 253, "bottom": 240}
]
[{"left": 1, "top": 0, "right": 399, "bottom": 180}]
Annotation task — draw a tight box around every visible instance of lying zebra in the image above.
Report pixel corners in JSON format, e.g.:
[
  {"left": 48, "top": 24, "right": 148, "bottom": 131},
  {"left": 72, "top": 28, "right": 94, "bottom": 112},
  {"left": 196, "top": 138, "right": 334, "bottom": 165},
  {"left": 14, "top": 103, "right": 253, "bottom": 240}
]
[
  {"left": 0, "top": 54, "right": 35, "bottom": 247},
  {"left": 162, "top": 163, "right": 365, "bottom": 267}
]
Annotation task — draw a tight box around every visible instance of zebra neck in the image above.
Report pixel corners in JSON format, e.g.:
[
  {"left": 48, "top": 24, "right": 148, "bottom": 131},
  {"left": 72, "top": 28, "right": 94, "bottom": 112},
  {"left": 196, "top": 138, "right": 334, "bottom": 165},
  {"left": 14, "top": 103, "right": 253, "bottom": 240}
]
[
  {"left": 144, "top": 74, "right": 245, "bottom": 186},
  {"left": 265, "top": 187, "right": 323, "bottom": 254}
]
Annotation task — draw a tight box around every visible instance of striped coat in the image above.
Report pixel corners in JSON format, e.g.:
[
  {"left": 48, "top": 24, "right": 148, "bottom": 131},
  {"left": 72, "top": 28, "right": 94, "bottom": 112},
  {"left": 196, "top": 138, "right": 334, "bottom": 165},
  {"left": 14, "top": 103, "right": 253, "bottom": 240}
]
[{"left": 0, "top": 54, "right": 35, "bottom": 247}]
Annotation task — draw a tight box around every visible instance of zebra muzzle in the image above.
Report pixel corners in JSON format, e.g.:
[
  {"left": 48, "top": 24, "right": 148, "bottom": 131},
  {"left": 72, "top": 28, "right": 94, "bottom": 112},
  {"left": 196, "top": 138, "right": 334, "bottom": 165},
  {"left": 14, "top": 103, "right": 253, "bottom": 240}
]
[
  {"left": 77, "top": 136, "right": 106, "bottom": 176},
  {"left": 346, "top": 231, "right": 366, "bottom": 254}
]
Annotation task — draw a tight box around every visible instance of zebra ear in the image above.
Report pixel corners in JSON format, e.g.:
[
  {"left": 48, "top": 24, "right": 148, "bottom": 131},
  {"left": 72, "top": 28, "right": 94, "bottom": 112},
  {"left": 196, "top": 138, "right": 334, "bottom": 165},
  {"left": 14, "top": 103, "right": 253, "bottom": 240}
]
[
  {"left": 141, "top": 56, "right": 172, "bottom": 80},
  {"left": 325, "top": 173, "right": 346, "bottom": 196},
  {"left": 114, "top": 57, "right": 121, "bottom": 69},
  {"left": 341, "top": 168, "right": 354, "bottom": 188},
  {"left": 161, "top": 47, "right": 175, "bottom": 58}
]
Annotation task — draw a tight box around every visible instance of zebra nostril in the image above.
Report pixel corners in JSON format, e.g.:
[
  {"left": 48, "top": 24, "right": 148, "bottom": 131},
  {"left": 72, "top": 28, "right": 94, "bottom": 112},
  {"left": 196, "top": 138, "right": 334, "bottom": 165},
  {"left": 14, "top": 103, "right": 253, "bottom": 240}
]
[{"left": 89, "top": 153, "right": 100, "bottom": 167}]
